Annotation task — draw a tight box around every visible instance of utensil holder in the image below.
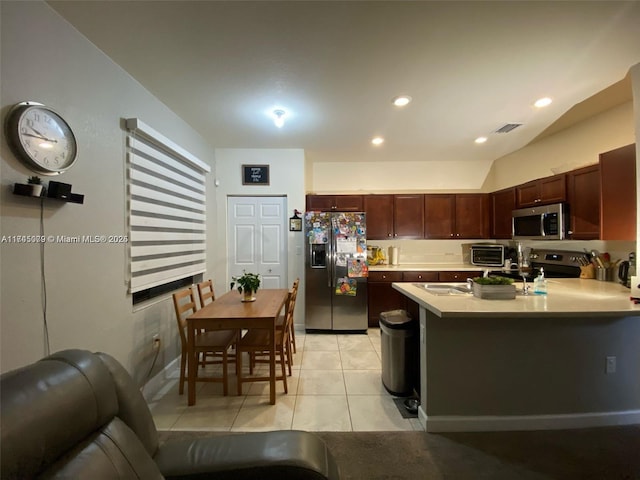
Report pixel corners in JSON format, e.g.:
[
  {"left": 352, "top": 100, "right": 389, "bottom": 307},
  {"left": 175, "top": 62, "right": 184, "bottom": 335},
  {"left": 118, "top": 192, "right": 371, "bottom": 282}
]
[{"left": 580, "top": 264, "right": 595, "bottom": 279}]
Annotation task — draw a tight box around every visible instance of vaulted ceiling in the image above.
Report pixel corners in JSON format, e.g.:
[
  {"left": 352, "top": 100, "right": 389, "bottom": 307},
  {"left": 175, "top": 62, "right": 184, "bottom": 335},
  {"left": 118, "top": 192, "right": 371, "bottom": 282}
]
[{"left": 48, "top": 1, "right": 640, "bottom": 165}]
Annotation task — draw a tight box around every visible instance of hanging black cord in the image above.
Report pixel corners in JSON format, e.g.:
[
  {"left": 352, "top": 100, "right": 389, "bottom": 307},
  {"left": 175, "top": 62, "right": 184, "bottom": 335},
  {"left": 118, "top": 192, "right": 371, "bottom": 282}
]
[
  {"left": 40, "top": 197, "right": 50, "bottom": 355},
  {"left": 141, "top": 346, "right": 161, "bottom": 392}
]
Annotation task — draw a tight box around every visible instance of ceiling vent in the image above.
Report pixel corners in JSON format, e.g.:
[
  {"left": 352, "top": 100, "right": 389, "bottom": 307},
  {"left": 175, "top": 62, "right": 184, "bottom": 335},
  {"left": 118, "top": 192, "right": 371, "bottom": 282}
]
[{"left": 494, "top": 123, "right": 522, "bottom": 134}]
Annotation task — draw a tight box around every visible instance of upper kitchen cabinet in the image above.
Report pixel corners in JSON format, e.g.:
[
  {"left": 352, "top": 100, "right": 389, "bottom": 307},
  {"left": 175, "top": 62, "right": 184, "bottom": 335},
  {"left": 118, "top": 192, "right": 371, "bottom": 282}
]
[
  {"left": 567, "top": 165, "right": 600, "bottom": 240},
  {"left": 424, "top": 194, "right": 489, "bottom": 239},
  {"left": 364, "top": 195, "right": 394, "bottom": 239},
  {"left": 306, "top": 194, "right": 363, "bottom": 212},
  {"left": 490, "top": 187, "right": 516, "bottom": 239},
  {"left": 515, "top": 174, "right": 566, "bottom": 208},
  {"left": 394, "top": 194, "right": 425, "bottom": 238},
  {"left": 600, "top": 143, "right": 637, "bottom": 241},
  {"left": 364, "top": 194, "right": 424, "bottom": 239}
]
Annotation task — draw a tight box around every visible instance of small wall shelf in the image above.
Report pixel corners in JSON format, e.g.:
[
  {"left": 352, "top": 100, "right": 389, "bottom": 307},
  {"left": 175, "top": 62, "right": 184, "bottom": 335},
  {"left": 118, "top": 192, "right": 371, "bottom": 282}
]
[{"left": 13, "top": 183, "right": 84, "bottom": 204}]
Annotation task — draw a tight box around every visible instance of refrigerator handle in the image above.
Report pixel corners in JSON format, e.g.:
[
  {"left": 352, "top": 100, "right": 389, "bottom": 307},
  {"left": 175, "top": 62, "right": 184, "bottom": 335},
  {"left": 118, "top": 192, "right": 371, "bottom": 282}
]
[{"left": 328, "top": 247, "right": 333, "bottom": 288}]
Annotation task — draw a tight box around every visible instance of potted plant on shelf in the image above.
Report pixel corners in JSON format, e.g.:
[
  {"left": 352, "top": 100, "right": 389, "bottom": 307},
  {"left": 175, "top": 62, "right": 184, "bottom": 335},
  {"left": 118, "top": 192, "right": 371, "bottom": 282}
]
[
  {"left": 472, "top": 275, "right": 516, "bottom": 300},
  {"left": 230, "top": 271, "right": 261, "bottom": 302},
  {"left": 27, "top": 175, "right": 44, "bottom": 197}
]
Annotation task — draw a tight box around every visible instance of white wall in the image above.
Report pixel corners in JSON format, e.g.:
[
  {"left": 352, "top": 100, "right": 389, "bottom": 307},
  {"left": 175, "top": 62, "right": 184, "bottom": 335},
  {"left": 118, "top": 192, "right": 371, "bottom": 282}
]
[
  {"left": 213, "top": 148, "right": 306, "bottom": 326},
  {"left": 484, "top": 101, "right": 636, "bottom": 192},
  {"left": 309, "top": 159, "right": 494, "bottom": 194},
  {"left": 0, "top": 1, "right": 216, "bottom": 378}
]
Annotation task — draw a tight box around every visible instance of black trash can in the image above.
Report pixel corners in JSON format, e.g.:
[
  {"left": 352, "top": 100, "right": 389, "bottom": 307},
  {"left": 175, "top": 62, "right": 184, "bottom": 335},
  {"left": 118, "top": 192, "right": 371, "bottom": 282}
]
[{"left": 380, "top": 309, "right": 418, "bottom": 396}]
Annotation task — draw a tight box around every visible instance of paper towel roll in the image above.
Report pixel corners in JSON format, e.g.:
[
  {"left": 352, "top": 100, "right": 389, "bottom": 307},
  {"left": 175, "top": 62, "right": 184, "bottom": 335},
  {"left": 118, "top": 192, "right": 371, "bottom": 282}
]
[{"left": 389, "top": 246, "right": 399, "bottom": 265}]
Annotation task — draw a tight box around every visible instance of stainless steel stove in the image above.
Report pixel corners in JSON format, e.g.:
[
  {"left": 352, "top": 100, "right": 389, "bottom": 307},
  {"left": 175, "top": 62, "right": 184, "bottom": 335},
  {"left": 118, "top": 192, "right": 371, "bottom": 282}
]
[{"left": 492, "top": 248, "right": 591, "bottom": 279}]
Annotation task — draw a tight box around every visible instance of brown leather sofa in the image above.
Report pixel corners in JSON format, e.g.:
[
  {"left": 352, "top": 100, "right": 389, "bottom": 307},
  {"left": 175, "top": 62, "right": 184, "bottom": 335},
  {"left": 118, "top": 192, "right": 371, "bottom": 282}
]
[{"left": 1, "top": 349, "right": 340, "bottom": 479}]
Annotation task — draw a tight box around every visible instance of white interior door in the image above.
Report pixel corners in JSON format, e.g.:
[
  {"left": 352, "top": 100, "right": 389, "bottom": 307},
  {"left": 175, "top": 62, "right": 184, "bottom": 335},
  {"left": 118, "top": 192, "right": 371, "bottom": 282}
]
[{"left": 227, "top": 196, "right": 287, "bottom": 290}]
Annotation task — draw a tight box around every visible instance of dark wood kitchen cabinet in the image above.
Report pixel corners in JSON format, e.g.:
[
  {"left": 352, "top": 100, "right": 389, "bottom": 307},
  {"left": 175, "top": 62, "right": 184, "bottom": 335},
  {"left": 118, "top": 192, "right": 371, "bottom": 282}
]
[
  {"left": 567, "top": 165, "right": 600, "bottom": 240},
  {"left": 367, "top": 271, "right": 405, "bottom": 327},
  {"left": 364, "top": 194, "right": 424, "bottom": 239},
  {"left": 424, "top": 194, "right": 489, "bottom": 239},
  {"left": 306, "top": 194, "right": 363, "bottom": 212},
  {"left": 438, "top": 271, "right": 474, "bottom": 282},
  {"left": 368, "top": 269, "right": 481, "bottom": 327},
  {"left": 363, "top": 195, "right": 393, "bottom": 239},
  {"left": 515, "top": 174, "right": 566, "bottom": 208},
  {"left": 490, "top": 187, "right": 516, "bottom": 239},
  {"left": 394, "top": 194, "right": 424, "bottom": 238},
  {"left": 600, "top": 143, "right": 636, "bottom": 240}
]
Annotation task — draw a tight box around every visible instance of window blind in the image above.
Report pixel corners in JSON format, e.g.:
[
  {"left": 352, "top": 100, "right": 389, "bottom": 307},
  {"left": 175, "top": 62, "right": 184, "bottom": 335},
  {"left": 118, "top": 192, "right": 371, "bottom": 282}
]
[{"left": 126, "top": 118, "right": 210, "bottom": 294}]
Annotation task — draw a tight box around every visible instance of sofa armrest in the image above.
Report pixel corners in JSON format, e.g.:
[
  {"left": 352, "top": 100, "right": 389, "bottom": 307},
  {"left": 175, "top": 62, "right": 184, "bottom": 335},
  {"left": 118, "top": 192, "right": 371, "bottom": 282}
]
[{"left": 154, "top": 430, "right": 340, "bottom": 480}]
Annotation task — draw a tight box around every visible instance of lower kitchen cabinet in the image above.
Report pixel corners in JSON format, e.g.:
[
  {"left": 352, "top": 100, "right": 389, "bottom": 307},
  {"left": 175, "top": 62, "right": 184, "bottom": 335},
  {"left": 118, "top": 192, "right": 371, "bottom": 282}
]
[
  {"left": 368, "top": 270, "right": 475, "bottom": 327},
  {"left": 438, "top": 271, "right": 476, "bottom": 282},
  {"left": 367, "top": 272, "right": 405, "bottom": 327}
]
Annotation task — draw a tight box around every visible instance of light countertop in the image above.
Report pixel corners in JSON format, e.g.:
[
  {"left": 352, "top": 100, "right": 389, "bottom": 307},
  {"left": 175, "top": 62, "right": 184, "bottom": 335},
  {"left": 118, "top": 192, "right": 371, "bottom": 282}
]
[
  {"left": 370, "top": 263, "right": 487, "bottom": 272},
  {"left": 393, "top": 278, "right": 640, "bottom": 318}
]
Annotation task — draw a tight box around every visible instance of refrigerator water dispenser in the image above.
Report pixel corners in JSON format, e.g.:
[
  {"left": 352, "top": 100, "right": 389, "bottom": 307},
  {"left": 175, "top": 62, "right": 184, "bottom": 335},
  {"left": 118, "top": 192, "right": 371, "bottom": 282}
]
[{"left": 310, "top": 244, "right": 327, "bottom": 268}]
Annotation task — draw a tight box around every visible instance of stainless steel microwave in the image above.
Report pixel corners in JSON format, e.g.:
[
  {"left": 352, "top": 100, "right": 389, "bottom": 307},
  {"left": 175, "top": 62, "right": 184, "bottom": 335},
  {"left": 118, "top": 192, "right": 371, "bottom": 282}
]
[{"left": 512, "top": 203, "right": 567, "bottom": 240}]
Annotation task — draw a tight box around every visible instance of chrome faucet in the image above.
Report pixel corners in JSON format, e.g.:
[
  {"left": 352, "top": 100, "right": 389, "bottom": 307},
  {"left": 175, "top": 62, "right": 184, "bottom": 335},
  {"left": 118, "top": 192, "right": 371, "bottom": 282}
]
[
  {"left": 521, "top": 274, "right": 530, "bottom": 295},
  {"left": 466, "top": 278, "right": 474, "bottom": 292}
]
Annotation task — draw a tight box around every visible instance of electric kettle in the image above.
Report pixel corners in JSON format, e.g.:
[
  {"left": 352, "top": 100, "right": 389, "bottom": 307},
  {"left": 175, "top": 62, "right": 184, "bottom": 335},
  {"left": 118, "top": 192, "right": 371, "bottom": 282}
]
[{"left": 618, "top": 252, "right": 636, "bottom": 288}]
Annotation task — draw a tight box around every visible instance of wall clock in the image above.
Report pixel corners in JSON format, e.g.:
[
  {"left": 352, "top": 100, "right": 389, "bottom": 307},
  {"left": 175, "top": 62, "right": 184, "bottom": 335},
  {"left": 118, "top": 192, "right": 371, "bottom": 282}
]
[{"left": 5, "top": 101, "right": 78, "bottom": 175}]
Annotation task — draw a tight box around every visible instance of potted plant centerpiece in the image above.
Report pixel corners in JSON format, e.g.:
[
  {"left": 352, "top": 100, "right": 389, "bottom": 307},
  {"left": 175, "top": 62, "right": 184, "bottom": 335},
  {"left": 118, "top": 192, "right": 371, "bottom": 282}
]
[
  {"left": 472, "top": 275, "right": 516, "bottom": 300},
  {"left": 27, "top": 175, "right": 44, "bottom": 197},
  {"left": 230, "top": 271, "right": 261, "bottom": 302}
]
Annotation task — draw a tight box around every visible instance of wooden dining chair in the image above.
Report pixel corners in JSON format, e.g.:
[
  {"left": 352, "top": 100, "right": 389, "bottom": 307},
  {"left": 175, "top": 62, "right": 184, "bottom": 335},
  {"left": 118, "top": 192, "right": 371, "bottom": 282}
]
[
  {"left": 196, "top": 279, "right": 215, "bottom": 308},
  {"left": 280, "top": 278, "right": 299, "bottom": 368},
  {"left": 196, "top": 279, "right": 239, "bottom": 368},
  {"left": 235, "top": 292, "right": 293, "bottom": 395},
  {"left": 251, "top": 278, "right": 299, "bottom": 375},
  {"left": 172, "top": 287, "right": 237, "bottom": 396},
  {"left": 286, "top": 279, "right": 300, "bottom": 355}
]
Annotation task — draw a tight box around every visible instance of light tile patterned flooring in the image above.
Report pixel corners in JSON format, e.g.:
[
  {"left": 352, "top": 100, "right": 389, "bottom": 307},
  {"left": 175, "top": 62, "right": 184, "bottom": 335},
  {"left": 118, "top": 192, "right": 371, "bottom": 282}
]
[{"left": 148, "top": 328, "right": 423, "bottom": 432}]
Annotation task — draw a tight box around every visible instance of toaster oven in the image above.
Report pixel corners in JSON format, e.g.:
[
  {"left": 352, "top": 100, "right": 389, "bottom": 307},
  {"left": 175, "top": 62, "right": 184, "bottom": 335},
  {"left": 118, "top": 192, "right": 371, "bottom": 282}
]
[{"left": 470, "top": 244, "right": 505, "bottom": 267}]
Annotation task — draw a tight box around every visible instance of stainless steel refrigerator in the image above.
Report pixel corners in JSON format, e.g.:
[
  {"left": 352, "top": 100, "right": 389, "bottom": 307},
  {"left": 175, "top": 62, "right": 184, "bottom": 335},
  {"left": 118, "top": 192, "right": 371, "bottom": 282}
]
[{"left": 304, "top": 211, "right": 368, "bottom": 332}]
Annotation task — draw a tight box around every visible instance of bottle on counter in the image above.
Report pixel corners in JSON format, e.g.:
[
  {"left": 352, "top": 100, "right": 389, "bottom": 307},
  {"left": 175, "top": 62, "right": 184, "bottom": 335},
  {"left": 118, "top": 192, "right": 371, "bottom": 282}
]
[{"left": 533, "top": 267, "right": 547, "bottom": 295}]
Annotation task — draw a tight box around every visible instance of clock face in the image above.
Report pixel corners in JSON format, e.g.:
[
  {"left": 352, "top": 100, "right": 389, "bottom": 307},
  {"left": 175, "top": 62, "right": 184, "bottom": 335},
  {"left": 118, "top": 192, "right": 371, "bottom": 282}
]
[{"left": 6, "top": 102, "right": 78, "bottom": 175}]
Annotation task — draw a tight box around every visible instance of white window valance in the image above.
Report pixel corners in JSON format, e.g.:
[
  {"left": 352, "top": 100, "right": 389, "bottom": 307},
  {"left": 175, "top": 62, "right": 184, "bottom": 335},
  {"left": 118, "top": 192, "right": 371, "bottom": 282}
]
[{"left": 126, "top": 118, "right": 210, "bottom": 294}]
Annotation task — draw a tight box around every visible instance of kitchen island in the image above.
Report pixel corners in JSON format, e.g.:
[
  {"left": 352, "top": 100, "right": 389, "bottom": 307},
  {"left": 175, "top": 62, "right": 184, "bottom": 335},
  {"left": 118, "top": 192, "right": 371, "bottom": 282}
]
[{"left": 393, "top": 279, "right": 640, "bottom": 432}]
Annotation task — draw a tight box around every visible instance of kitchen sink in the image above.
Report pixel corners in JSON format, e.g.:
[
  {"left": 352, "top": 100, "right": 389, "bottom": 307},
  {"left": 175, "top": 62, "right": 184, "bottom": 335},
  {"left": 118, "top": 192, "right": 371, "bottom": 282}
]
[{"left": 415, "top": 283, "right": 472, "bottom": 295}]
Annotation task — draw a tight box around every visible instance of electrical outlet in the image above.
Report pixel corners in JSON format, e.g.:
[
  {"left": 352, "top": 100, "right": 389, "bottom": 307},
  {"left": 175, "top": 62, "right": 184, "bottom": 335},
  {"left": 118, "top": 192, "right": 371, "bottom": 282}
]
[
  {"left": 606, "top": 356, "right": 616, "bottom": 374},
  {"left": 152, "top": 334, "right": 161, "bottom": 349}
]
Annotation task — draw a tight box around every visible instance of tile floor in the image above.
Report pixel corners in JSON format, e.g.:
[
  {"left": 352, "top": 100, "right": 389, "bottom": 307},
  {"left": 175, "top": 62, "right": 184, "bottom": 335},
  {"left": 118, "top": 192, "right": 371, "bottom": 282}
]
[{"left": 148, "top": 328, "right": 423, "bottom": 432}]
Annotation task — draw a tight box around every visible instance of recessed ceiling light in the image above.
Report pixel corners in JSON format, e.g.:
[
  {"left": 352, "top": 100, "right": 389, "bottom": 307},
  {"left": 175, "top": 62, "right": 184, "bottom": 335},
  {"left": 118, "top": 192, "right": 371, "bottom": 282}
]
[
  {"left": 392, "top": 95, "right": 412, "bottom": 107},
  {"left": 474, "top": 136, "right": 488, "bottom": 144},
  {"left": 371, "top": 136, "right": 385, "bottom": 146},
  {"left": 534, "top": 97, "right": 552, "bottom": 108},
  {"left": 272, "top": 109, "right": 286, "bottom": 128}
]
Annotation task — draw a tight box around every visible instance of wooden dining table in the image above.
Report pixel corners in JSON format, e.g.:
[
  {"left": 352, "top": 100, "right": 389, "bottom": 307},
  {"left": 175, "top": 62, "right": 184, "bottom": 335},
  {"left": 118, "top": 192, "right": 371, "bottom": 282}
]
[{"left": 186, "top": 288, "right": 289, "bottom": 406}]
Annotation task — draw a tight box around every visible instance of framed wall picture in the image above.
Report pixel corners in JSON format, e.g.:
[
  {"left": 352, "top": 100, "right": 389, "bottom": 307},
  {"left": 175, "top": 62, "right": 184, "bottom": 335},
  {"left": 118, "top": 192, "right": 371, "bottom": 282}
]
[
  {"left": 289, "top": 216, "right": 302, "bottom": 231},
  {"left": 242, "top": 164, "right": 270, "bottom": 185}
]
